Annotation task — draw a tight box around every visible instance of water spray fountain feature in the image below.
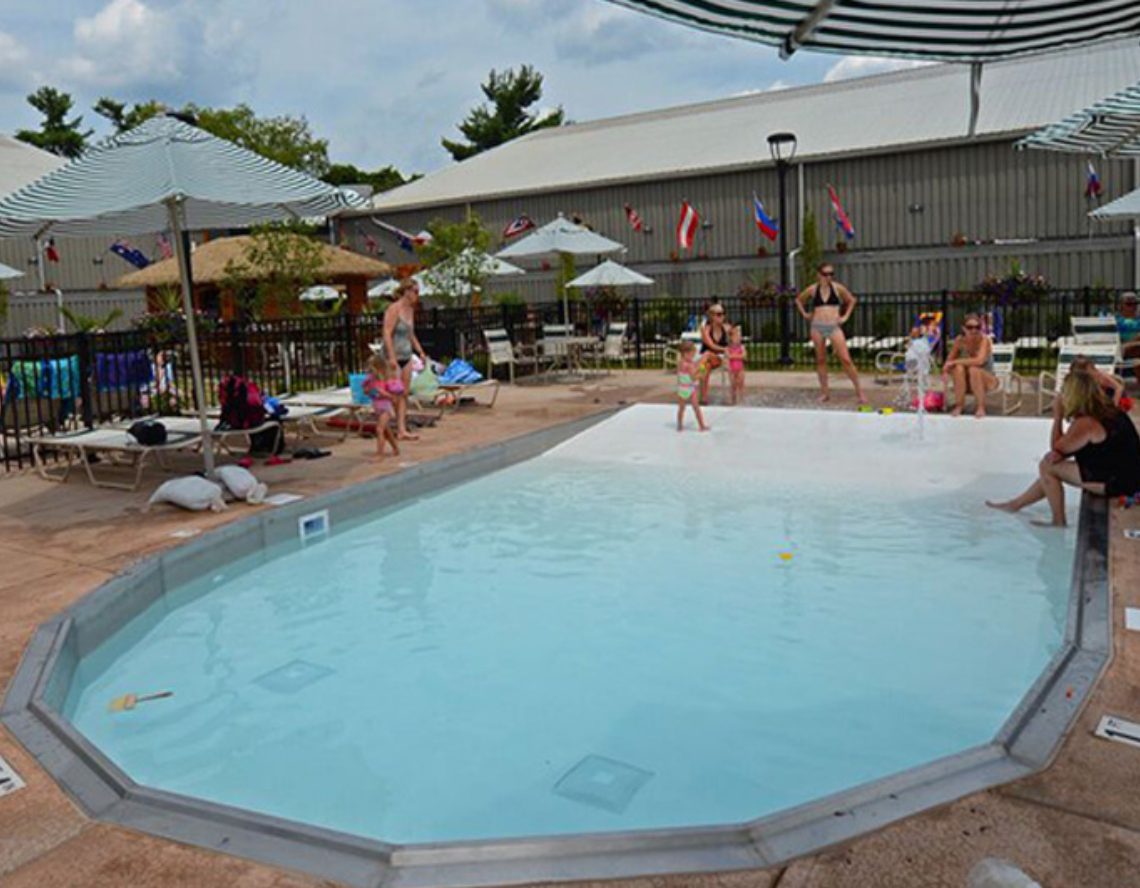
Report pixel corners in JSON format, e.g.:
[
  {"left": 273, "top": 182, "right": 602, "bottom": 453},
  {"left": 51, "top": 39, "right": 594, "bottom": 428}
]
[{"left": 898, "top": 334, "right": 933, "bottom": 439}]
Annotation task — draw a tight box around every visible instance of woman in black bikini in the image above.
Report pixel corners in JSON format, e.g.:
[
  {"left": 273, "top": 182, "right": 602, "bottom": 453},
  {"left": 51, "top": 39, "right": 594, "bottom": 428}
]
[
  {"left": 795, "top": 263, "right": 867, "bottom": 404},
  {"left": 986, "top": 368, "right": 1140, "bottom": 527},
  {"left": 699, "top": 303, "right": 730, "bottom": 404}
]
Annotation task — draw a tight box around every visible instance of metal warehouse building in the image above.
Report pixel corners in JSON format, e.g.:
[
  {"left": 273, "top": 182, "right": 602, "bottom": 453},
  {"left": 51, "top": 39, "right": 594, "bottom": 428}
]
[{"left": 347, "top": 38, "right": 1140, "bottom": 299}]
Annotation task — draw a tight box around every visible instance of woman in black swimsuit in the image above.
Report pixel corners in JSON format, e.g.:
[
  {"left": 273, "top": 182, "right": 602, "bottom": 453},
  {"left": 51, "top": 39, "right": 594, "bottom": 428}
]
[
  {"left": 699, "top": 303, "right": 731, "bottom": 404},
  {"left": 986, "top": 368, "right": 1140, "bottom": 527},
  {"left": 795, "top": 263, "right": 867, "bottom": 404}
]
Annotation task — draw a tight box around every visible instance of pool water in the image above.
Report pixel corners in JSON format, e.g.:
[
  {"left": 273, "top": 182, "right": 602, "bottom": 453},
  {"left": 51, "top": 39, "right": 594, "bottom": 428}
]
[{"left": 64, "top": 406, "right": 1075, "bottom": 843}]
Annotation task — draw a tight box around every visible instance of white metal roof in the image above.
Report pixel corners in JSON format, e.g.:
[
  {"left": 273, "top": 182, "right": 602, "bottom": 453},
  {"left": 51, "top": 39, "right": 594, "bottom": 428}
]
[
  {"left": 374, "top": 38, "right": 1140, "bottom": 212},
  {"left": 0, "top": 135, "right": 64, "bottom": 200}
]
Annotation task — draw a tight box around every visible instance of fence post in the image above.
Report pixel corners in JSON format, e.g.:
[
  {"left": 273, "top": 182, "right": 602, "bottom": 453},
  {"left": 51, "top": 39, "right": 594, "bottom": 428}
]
[
  {"left": 939, "top": 289, "right": 950, "bottom": 361},
  {"left": 229, "top": 320, "right": 244, "bottom": 377},
  {"left": 77, "top": 332, "right": 95, "bottom": 429},
  {"left": 342, "top": 311, "right": 356, "bottom": 374},
  {"left": 633, "top": 297, "right": 643, "bottom": 369}
]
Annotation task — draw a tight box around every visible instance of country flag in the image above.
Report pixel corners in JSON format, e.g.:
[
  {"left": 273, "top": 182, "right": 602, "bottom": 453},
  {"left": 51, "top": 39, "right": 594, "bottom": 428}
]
[
  {"left": 827, "top": 184, "right": 855, "bottom": 240},
  {"left": 677, "top": 201, "right": 699, "bottom": 250},
  {"left": 363, "top": 233, "right": 379, "bottom": 254},
  {"left": 1085, "top": 161, "right": 1104, "bottom": 200},
  {"left": 110, "top": 240, "right": 151, "bottom": 269},
  {"left": 624, "top": 204, "right": 644, "bottom": 232},
  {"left": 752, "top": 194, "right": 778, "bottom": 241},
  {"left": 44, "top": 237, "right": 60, "bottom": 263},
  {"left": 374, "top": 219, "right": 432, "bottom": 253},
  {"left": 156, "top": 232, "right": 174, "bottom": 260},
  {"left": 502, "top": 214, "right": 535, "bottom": 239}
]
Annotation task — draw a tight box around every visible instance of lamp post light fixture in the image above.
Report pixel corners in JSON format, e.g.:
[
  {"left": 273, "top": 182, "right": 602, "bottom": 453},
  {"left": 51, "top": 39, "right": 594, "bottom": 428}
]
[{"left": 768, "top": 131, "right": 797, "bottom": 365}]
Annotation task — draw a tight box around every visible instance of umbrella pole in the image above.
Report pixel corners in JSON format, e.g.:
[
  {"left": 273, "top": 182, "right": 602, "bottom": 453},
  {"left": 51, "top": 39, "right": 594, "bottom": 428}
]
[{"left": 166, "top": 199, "right": 215, "bottom": 476}]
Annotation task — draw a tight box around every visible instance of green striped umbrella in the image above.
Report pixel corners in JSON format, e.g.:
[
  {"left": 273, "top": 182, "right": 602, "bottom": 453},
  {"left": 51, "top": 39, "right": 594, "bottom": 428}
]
[
  {"left": 605, "top": 1, "right": 1140, "bottom": 62},
  {"left": 0, "top": 114, "right": 365, "bottom": 474},
  {"left": 1018, "top": 79, "right": 1140, "bottom": 157}
]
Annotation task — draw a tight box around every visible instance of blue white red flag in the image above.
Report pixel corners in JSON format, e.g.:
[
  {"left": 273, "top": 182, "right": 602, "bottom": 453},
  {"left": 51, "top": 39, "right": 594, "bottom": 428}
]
[
  {"left": 827, "top": 184, "right": 855, "bottom": 240},
  {"left": 110, "top": 240, "right": 150, "bottom": 269},
  {"left": 1085, "top": 161, "right": 1104, "bottom": 200},
  {"left": 503, "top": 214, "right": 535, "bottom": 239},
  {"left": 752, "top": 194, "right": 778, "bottom": 241},
  {"left": 374, "top": 219, "right": 431, "bottom": 253}
]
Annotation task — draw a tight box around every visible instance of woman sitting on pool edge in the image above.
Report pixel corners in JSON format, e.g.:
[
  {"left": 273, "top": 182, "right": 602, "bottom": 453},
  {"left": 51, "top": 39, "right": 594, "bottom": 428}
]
[
  {"left": 986, "top": 368, "right": 1140, "bottom": 527},
  {"left": 943, "top": 314, "right": 996, "bottom": 417}
]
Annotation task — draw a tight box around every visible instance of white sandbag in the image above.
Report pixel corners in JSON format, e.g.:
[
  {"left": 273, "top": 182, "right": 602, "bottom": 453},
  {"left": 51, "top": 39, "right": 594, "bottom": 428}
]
[
  {"left": 146, "top": 476, "right": 227, "bottom": 513},
  {"left": 215, "top": 465, "right": 268, "bottom": 504},
  {"left": 968, "top": 859, "right": 1041, "bottom": 888}
]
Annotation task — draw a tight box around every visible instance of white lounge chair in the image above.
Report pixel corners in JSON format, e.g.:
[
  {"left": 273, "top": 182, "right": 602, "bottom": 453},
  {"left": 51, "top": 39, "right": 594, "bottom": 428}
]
[
  {"left": 989, "top": 343, "right": 1024, "bottom": 415},
  {"left": 32, "top": 424, "right": 203, "bottom": 491},
  {"left": 483, "top": 328, "right": 545, "bottom": 384},
  {"left": 592, "top": 322, "right": 628, "bottom": 374},
  {"left": 1037, "top": 342, "right": 1119, "bottom": 413}
]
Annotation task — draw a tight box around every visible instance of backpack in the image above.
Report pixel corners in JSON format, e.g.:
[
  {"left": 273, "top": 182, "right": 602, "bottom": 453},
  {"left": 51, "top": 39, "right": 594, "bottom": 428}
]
[{"left": 217, "top": 374, "right": 267, "bottom": 430}]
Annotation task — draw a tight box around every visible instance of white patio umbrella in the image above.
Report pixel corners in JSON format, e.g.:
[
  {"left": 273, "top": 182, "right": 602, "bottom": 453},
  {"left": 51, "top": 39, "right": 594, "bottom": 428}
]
[
  {"left": 1090, "top": 187, "right": 1140, "bottom": 220},
  {"left": 0, "top": 262, "right": 22, "bottom": 280},
  {"left": 566, "top": 259, "right": 654, "bottom": 289},
  {"left": 496, "top": 213, "right": 625, "bottom": 322},
  {"left": 606, "top": 2, "right": 1140, "bottom": 135},
  {"left": 0, "top": 114, "right": 365, "bottom": 474},
  {"left": 368, "top": 250, "right": 525, "bottom": 299},
  {"left": 299, "top": 284, "right": 342, "bottom": 301}
]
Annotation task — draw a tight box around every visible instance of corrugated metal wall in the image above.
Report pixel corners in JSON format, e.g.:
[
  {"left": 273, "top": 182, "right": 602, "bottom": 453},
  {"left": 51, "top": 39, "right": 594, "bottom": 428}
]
[
  {"left": 348, "top": 136, "right": 1138, "bottom": 297},
  {"left": 0, "top": 234, "right": 161, "bottom": 292},
  {"left": 2, "top": 289, "right": 146, "bottom": 337}
]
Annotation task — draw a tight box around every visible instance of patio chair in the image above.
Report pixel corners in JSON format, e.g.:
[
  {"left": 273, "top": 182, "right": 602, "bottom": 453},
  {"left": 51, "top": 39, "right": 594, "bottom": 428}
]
[
  {"left": 1069, "top": 316, "right": 1120, "bottom": 347},
  {"left": 540, "top": 324, "right": 573, "bottom": 376},
  {"left": 592, "top": 322, "right": 628, "bottom": 374},
  {"left": 31, "top": 424, "right": 204, "bottom": 491},
  {"left": 662, "top": 330, "right": 703, "bottom": 370},
  {"left": 988, "top": 343, "right": 1024, "bottom": 415},
  {"left": 1037, "top": 342, "right": 1119, "bottom": 413},
  {"left": 483, "top": 328, "right": 545, "bottom": 383}
]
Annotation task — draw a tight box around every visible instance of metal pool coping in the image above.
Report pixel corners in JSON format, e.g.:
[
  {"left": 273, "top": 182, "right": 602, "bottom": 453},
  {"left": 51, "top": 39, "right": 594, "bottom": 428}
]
[{"left": 1, "top": 410, "right": 1112, "bottom": 888}]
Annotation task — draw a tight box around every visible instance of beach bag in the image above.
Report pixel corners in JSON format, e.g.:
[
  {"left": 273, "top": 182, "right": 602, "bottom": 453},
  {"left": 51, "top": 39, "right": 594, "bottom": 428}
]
[
  {"left": 218, "top": 374, "right": 267, "bottom": 430},
  {"left": 410, "top": 363, "right": 441, "bottom": 399},
  {"left": 128, "top": 419, "right": 167, "bottom": 446}
]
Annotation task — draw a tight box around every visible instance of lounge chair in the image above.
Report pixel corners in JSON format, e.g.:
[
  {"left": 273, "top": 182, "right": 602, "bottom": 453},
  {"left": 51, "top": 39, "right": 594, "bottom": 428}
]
[
  {"left": 162, "top": 415, "right": 287, "bottom": 458},
  {"left": 483, "top": 328, "right": 546, "bottom": 383},
  {"left": 988, "top": 343, "right": 1024, "bottom": 415},
  {"left": 592, "top": 322, "right": 628, "bottom": 374},
  {"left": 32, "top": 424, "right": 203, "bottom": 491},
  {"left": 1037, "top": 342, "right": 1119, "bottom": 413}
]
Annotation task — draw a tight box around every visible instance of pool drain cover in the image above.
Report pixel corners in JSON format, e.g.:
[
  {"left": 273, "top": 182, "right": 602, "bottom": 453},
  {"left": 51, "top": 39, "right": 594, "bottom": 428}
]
[
  {"left": 254, "top": 660, "right": 334, "bottom": 694},
  {"left": 554, "top": 754, "right": 653, "bottom": 813},
  {"left": 0, "top": 754, "right": 26, "bottom": 798}
]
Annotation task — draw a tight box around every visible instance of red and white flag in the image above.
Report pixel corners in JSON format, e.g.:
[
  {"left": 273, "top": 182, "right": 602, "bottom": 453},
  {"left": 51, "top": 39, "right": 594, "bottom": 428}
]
[
  {"left": 502, "top": 214, "right": 535, "bottom": 239},
  {"left": 624, "top": 203, "right": 644, "bottom": 232},
  {"left": 156, "top": 232, "right": 174, "bottom": 260},
  {"left": 363, "top": 233, "right": 378, "bottom": 254},
  {"left": 676, "top": 201, "right": 699, "bottom": 250},
  {"left": 44, "top": 237, "right": 60, "bottom": 263}
]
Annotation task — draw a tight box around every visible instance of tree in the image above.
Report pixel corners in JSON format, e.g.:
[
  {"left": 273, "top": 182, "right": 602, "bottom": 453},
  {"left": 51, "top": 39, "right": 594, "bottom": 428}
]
[
  {"left": 442, "top": 65, "right": 564, "bottom": 162},
  {"left": 798, "top": 206, "right": 823, "bottom": 290},
  {"left": 16, "top": 87, "right": 92, "bottom": 158},
  {"left": 415, "top": 214, "right": 493, "bottom": 307},
  {"left": 222, "top": 224, "right": 328, "bottom": 319},
  {"left": 93, "top": 97, "right": 165, "bottom": 132},
  {"left": 185, "top": 104, "right": 330, "bottom": 176},
  {"left": 324, "top": 163, "right": 411, "bottom": 194}
]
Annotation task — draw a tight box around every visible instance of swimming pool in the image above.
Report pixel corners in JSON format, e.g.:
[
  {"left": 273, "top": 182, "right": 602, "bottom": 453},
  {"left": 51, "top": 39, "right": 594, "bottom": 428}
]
[{"left": 5, "top": 406, "right": 1108, "bottom": 885}]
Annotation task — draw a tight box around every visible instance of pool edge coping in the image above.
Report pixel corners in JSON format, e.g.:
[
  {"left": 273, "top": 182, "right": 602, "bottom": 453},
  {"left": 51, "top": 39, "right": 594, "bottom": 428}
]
[{"left": 0, "top": 410, "right": 1111, "bottom": 888}]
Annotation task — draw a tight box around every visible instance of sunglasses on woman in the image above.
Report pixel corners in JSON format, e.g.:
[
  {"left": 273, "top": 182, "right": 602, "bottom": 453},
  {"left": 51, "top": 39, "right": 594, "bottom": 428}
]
[{"left": 964, "top": 323, "right": 980, "bottom": 330}]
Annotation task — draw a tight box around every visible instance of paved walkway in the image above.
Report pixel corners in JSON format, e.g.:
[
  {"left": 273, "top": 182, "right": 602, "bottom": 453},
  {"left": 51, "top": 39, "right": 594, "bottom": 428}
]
[{"left": 1, "top": 370, "right": 1138, "bottom": 887}]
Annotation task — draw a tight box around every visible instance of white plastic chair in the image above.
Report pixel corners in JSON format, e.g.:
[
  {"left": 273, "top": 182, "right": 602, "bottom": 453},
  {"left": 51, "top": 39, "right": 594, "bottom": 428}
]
[
  {"left": 594, "top": 322, "right": 628, "bottom": 374},
  {"left": 483, "top": 328, "right": 544, "bottom": 384},
  {"left": 989, "top": 343, "right": 1023, "bottom": 415},
  {"left": 1037, "top": 342, "right": 1119, "bottom": 413}
]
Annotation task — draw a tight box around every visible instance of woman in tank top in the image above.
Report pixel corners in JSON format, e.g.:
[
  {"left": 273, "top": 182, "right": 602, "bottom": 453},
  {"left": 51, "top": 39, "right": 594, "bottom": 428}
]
[
  {"left": 382, "top": 279, "right": 430, "bottom": 441},
  {"left": 986, "top": 367, "right": 1140, "bottom": 527},
  {"left": 943, "top": 314, "right": 997, "bottom": 417},
  {"left": 795, "top": 263, "right": 867, "bottom": 405}
]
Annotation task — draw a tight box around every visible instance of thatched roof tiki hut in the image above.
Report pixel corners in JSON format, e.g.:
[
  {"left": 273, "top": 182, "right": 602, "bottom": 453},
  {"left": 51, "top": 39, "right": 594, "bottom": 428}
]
[{"left": 118, "top": 234, "right": 391, "bottom": 319}]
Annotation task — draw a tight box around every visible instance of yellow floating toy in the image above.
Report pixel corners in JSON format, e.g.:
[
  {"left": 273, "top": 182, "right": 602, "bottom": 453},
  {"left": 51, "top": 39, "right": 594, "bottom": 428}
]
[
  {"left": 879, "top": 407, "right": 895, "bottom": 416},
  {"left": 778, "top": 551, "right": 794, "bottom": 562}
]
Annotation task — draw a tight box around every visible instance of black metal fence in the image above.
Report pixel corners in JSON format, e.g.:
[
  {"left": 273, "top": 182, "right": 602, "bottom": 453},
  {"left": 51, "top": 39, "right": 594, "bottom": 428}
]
[{"left": 0, "top": 288, "right": 1131, "bottom": 470}]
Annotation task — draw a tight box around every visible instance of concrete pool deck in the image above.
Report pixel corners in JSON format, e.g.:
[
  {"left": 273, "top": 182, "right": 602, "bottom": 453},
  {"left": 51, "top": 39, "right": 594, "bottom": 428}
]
[{"left": 1, "top": 370, "right": 1139, "bottom": 887}]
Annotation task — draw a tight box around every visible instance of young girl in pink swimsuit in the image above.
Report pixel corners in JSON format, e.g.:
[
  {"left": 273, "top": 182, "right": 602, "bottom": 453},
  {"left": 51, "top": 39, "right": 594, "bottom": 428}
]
[
  {"left": 362, "top": 355, "right": 401, "bottom": 457},
  {"left": 726, "top": 326, "right": 746, "bottom": 405}
]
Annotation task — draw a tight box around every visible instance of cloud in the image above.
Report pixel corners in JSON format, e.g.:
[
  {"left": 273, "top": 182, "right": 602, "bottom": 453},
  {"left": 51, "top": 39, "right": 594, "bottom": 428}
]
[
  {"left": 0, "top": 30, "right": 34, "bottom": 89},
  {"left": 823, "top": 55, "right": 932, "bottom": 83}
]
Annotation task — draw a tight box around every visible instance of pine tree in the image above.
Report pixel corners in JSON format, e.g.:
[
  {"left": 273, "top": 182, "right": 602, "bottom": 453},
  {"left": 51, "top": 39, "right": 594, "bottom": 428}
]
[
  {"left": 16, "top": 87, "right": 92, "bottom": 158},
  {"left": 798, "top": 206, "right": 824, "bottom": 290},
  {"left": 442, "top": 65, "right": 564, "bottom": 162}
]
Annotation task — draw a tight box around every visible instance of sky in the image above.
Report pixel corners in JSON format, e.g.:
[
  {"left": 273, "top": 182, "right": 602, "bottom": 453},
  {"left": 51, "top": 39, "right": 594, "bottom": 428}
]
[{"left": 0, "top": 0, "right": 925, "bottom": 177}]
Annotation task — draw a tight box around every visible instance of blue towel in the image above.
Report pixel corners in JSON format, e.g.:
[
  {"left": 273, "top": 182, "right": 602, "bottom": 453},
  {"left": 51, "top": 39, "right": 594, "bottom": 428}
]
[{"left": 439, "top": 359, "right": 483, "bottom": 385}]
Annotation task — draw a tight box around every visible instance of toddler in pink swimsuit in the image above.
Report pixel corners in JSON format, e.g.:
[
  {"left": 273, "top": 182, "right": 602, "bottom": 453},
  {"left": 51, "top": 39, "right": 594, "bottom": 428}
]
[
  {"left": 726, "top": 326, "right": 747, "bottom": 405},
  {"left": 362, "top": 355, "right": 401, "bottom": 457}
]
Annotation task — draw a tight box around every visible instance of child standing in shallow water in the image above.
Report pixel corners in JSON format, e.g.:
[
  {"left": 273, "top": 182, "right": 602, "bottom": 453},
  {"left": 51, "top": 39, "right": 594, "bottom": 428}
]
[
  {"left": 362, "top": 355, "right": 401, "bottom": 457},
  {"left": 726, "top": 327, "right": 746, "bottom": 405},
  {"left": 677, "top": 341, "right": 710, "bottom": 432}
]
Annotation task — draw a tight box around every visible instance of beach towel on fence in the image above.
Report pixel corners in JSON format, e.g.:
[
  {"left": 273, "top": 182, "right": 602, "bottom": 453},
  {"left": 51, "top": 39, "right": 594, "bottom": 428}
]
[
  {"left": 95, "top": 350, "right": 154, "bottom": 391},
  {"left": 6, "top": 357, "right": 81, "bottom": 401}
]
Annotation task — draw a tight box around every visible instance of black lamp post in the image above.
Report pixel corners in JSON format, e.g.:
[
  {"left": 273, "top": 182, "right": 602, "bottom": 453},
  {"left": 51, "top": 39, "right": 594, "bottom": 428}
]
[{"left": 768, "top": 131, "right": 797, "bottom": 365}]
